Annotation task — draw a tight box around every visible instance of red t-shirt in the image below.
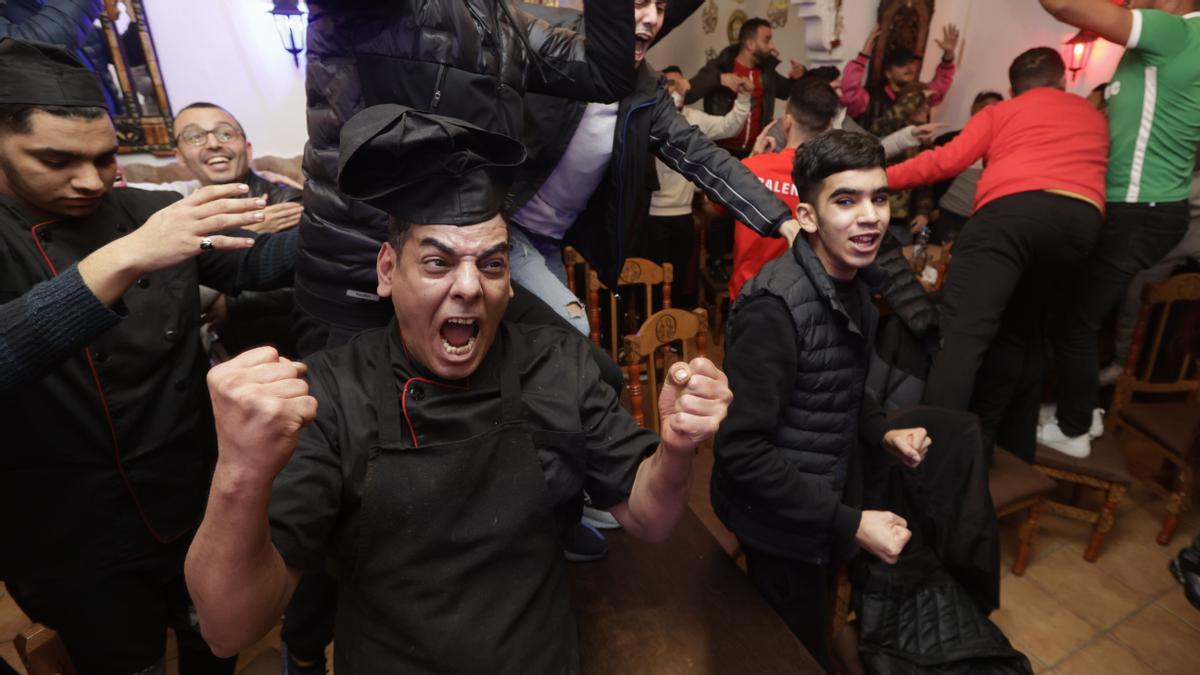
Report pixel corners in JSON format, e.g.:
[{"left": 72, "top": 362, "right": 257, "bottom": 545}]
[
  {"left": 729, "top": 148, "right": 798, "bottom": 299},
  {"left": 720, "top": 60, "right": 764, "bottom": 151},
  {"left": 887, "top": 87, "right": 1109, "bottom": 212}
]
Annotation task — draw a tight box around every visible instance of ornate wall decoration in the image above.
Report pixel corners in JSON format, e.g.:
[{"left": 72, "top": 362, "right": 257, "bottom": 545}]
[
  {"left": 768, "top": 0, "right": 790, "bottom": 28},
  {"left": 701, "top": 0, "right": 719, "bottom": 35},
  {"left": 796, "top": 0, "right": 846, "bottom": 66},
  {"left": 727, "top": 9, "right": 748, "bottom": 45},
  {"left": 705, "top": 46, "right": 718, "bottom": 62}
]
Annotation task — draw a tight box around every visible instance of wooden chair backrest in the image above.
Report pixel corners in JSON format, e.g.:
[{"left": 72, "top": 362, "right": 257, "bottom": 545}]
[
  {"left": 14, "top": 625, "right": 78, "bottom": 675},
  {"left": 562, "top": 246, "right": 590, "bottom": 298},
  {"left": 1112, "top": 273, "right": 1200, "bottom": 416},
  {"left": 586, "top": 259, "right": 674, "bottom": 360},
  {"left": 623, "top": 308, "right": 709, "bottom": 432}
]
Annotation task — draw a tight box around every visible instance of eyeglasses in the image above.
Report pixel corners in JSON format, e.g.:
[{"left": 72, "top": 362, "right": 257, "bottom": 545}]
[{"left": 176, "top": 124, "right": 243, "bottom": 147}]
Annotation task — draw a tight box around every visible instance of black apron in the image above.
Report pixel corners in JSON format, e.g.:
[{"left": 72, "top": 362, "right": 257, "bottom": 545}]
[{"left": 333, "top": 333, "right": 579, "bottom": 674}]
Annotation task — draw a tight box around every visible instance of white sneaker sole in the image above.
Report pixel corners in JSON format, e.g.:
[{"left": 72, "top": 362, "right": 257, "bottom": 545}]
[{"left": 582, "top": 505, "right": 621, "bottom": 530}]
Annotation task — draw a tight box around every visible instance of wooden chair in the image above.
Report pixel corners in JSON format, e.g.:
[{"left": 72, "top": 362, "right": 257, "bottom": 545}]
[
  {"left": 990, "top": 448, "right": 1056, "bottom": 575},
  {"left": 14, "top": 624, "right": 78, "bottom": 675},
  {"left": 623, "top": 308, "right": 708, "bottom": 433},
  {"left": 561, "top": 246, "right": 590, "bottom": 299},
  {"left": 586, "top": 258, "right": 673, "bottom": 362},
  {"left": 1033, "top": 435, "right": 1133, "bottom": 561},
  {"left": 1110, "top": 273, "right": 1200, "bottom": 545}
]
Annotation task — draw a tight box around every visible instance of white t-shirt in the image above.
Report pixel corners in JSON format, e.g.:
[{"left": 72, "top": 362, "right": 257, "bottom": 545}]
[{"left": 511, "top": 102, "right": 618, "bottom": 240}]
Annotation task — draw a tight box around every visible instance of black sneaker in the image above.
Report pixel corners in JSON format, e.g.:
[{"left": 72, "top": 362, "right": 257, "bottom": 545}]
[
  {"left": 564, "top": 521, "right": 608, "bottom": 563},
  {"left": 582, "top": 491, "right": 621, "bottom": 530},
  {"left": 1169, "top": 545, "right": 1200, "bottom": 611}
]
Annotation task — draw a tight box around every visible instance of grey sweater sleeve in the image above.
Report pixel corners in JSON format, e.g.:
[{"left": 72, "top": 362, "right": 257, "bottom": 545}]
[
  {"left": 0, "top": 0, "right": 102, "bottom": 46},
  {"left": 0, "top": 264, "right": 122, "bottom": 395}
]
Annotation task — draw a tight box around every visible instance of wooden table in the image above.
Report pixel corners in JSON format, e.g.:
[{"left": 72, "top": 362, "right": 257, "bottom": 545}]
[{"left": 570, "top": 509, "right": 825, "bottom": 674}]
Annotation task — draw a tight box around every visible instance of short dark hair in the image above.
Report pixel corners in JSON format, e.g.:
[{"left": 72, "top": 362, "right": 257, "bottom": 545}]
[
  {"left": 176, "top": 101, "right": 244, "bottom": 131},
  {"left": 883, "top": 48, "right": 919, "bottom": 70},
  {"left": 661, "top": 65, "right": 682, "bottom": 76},
  {"left": 0, "top": 103, "right": 107, "bottom": 135},
  {"left": 973, "top": 90, "right": 1004, "bottom": 106},
  {"left": 1009, "top": 47, "right": 1066, "bottom": 95},
  {"left": 791, "top": 130, "right": 886, "bottom": 205},
  {"left": 388, "top": 216, "right": 414, "bottom": 251},
  {"left": 738, "top": 18, "right": 771, "bottom": 46},
  {"left": 787, "top": 79, "right": 839, "bottom": 134},
  {"left": 804, "top": 66, "right": 841, "bottom": 83}
]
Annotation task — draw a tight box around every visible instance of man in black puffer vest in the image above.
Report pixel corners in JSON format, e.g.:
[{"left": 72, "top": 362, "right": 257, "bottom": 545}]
[{"left": 713, "top": 130, "right": 931, "bottom": 672}]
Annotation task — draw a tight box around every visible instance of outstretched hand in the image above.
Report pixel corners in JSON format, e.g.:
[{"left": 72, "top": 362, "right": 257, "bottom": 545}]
[
  {"left": 657, "top": 357, "right": 733, "bottom": 455},
  {"left": 863, "top": 25, "right": 881, "bottom": 54},
  {"left": 936, "top": 24, "right": 961, "bottom": 60}
]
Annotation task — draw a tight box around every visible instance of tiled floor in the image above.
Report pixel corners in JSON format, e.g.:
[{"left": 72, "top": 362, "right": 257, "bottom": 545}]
[{"left": 2, "top": 456, "right": 1197, "bottom": 675}]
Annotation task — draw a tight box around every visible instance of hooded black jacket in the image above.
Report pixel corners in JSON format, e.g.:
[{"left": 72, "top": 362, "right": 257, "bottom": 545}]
[{"left": 296, "top": 0, "right": 636, "bottom": 330}]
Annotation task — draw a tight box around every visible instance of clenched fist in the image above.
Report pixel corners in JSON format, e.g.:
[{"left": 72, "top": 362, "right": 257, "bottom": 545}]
[
  {"left": 657, "top": 358, "right": 733, "bottom": 455},
  {"left": 856, "top": 510, "right": 911, "bottom": 564},
  {"left": 208, "top": 346, "right": 318, "bottom": 488}
]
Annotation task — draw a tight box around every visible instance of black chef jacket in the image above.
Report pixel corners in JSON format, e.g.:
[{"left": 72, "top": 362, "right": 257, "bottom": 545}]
[
  {"left": 0, "top": 188, "right": 296, "bottom": 583},
  {"left": 269, "top": 320, "right": 660, "bottom": 577}
]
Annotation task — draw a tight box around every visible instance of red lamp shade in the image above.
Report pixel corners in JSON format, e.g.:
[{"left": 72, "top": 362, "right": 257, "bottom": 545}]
[{"left": 1064, "top": 29, "right": 1097, "bottom": 82}]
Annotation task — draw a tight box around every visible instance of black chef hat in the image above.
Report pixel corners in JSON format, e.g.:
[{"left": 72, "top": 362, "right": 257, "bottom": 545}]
[
  {"left": 337, "top": 104, "right": 527, "bottom": 225},
  {"left": 0, "top": 39, "right": 107, "bottom": 108}
]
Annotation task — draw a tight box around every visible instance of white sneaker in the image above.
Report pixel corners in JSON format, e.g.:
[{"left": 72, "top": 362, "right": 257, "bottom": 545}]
[
  {"left": 1090, "top": 408, "right": 1105, "bottom": 439},
  {"left": 1039, "top": 403, "right": 1057, "bottom": 426},
  {"left": 1038, "top": 404, "right": 1104, "bottom": 439},
  {"left": 1038, "top": 421, "right": 1092, "bottom": 458},
  {"left": 1098, "top": 362, "right": 1124, "bottom": 387}
]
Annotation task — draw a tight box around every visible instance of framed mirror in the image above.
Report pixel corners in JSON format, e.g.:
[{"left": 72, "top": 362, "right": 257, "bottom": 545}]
[{"left": 96, "top": 0, "right": 174, "bottom": 153}]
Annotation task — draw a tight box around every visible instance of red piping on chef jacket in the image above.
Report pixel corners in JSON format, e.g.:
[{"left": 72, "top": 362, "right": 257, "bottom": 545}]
[
  {"left": 31, "top": 221, "right": 172, "bottom": 544},
  {"left": 395, "top": 329, "right": 472, "bottom": 448},
  {"left": 400, "top": 377, "right": 472, "bottom": 448}
]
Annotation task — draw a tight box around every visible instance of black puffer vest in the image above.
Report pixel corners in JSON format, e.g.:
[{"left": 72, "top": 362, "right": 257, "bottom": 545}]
[{"left": 713, "top": 238, "right": 878, "bottom": 563}]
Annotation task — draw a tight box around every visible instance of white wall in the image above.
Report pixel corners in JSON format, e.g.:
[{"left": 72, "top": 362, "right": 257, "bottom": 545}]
[
  {"left": 141, "top": 0, "right": 308, "bottom": 159},
  {"left": 912, "top": 0, "right": 1124, "bottom": 130},
  {"left": 650, "top": 1, "right": 1125, "bottom": 131}
]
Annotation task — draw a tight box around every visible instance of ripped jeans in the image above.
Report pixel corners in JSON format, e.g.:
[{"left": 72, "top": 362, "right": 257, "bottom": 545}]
[{"left": 509, "top": 224, "right": 590, "bottom": 336}]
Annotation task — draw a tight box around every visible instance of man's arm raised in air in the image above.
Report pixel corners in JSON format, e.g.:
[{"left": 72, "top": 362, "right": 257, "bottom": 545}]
[{"left": 185, "top": 348, "right": 317, "bottom": 657}]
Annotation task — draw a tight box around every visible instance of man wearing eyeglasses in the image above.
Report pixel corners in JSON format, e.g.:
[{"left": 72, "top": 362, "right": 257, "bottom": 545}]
[{"left": 169, "top": 102, "right": 303, "bottom": 232}]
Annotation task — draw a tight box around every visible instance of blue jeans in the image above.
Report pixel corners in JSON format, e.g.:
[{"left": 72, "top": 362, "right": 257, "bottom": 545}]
[{"left": 509, "top": 225, "right": 590, "bottom": 336}]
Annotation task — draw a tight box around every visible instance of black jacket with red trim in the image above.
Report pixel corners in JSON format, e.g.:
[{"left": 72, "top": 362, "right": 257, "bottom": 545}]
[{"left": 0, "top": 188, "right": 294, "bottom": 582}]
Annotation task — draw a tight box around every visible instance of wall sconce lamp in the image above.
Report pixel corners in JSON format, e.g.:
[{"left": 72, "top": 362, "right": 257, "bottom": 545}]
[
  {"left": 270, "top": 0, "right": 306, "bottom": 67},
  {"left": 1064, "top": 29, "right": 1097, "bottom": 82}
]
